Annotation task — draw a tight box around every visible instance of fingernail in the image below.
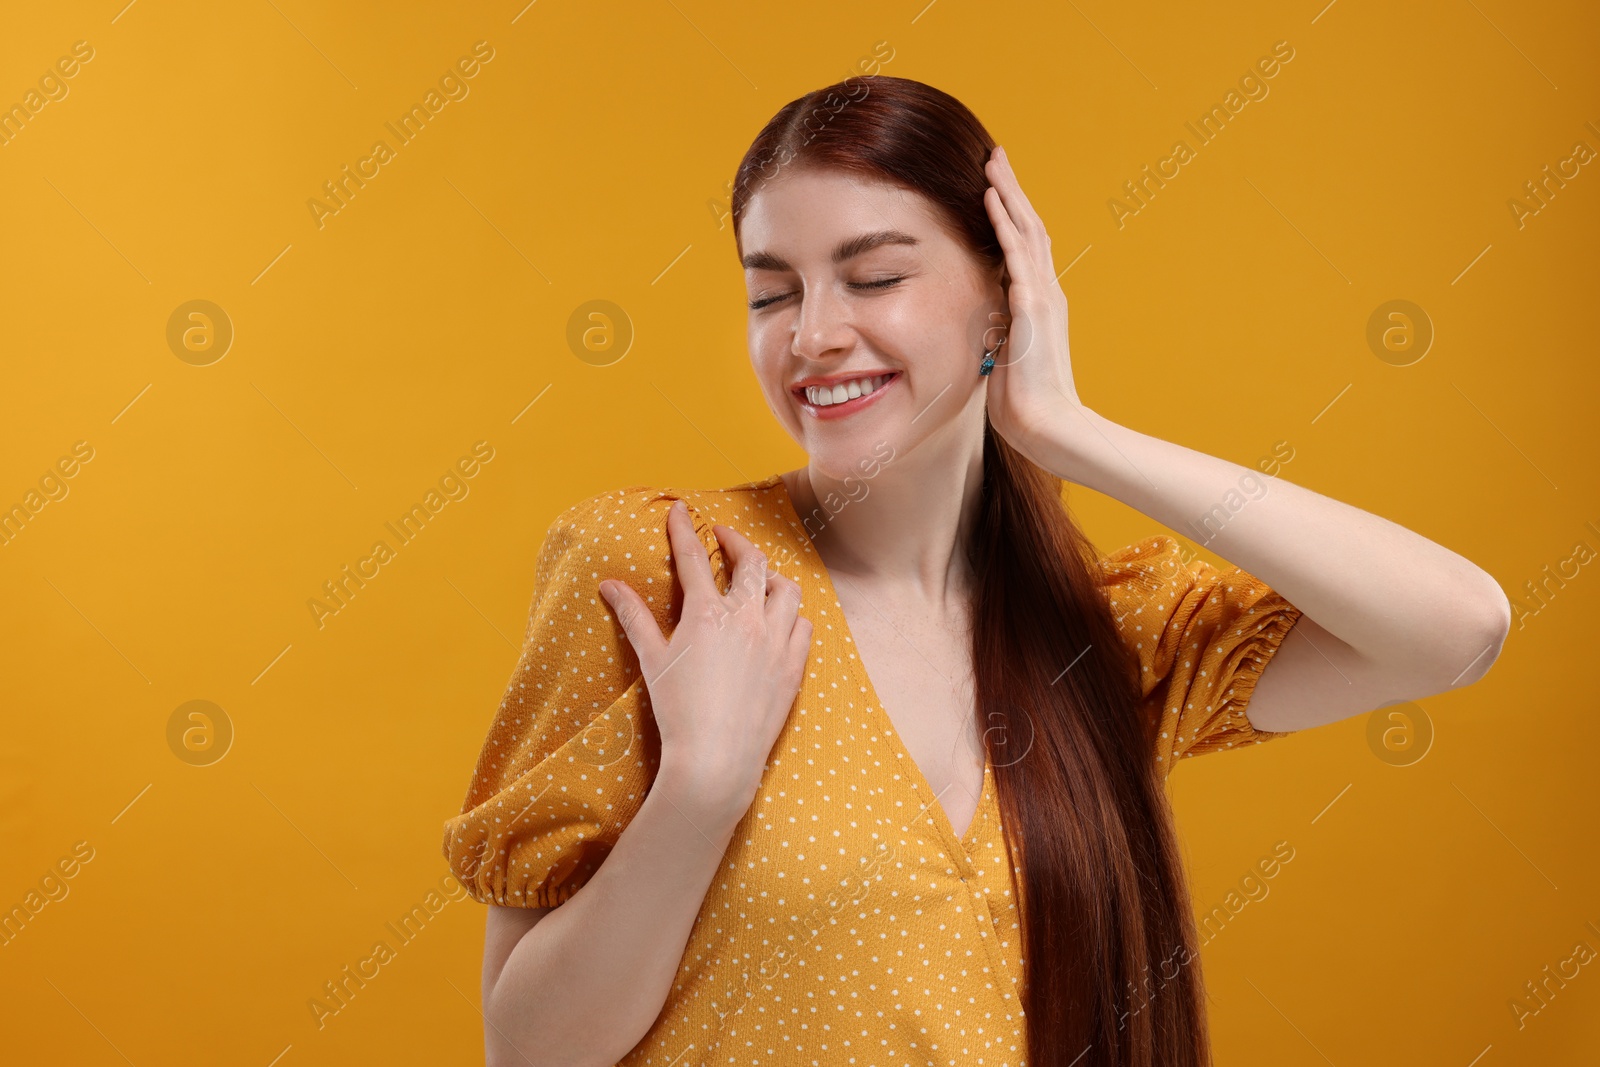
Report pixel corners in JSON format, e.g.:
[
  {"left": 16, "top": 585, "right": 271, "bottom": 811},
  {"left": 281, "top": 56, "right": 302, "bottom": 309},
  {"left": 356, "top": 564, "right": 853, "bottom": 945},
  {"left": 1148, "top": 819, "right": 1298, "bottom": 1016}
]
[{"left": 598, "top": 580, "right": 614, "bottom": 601}]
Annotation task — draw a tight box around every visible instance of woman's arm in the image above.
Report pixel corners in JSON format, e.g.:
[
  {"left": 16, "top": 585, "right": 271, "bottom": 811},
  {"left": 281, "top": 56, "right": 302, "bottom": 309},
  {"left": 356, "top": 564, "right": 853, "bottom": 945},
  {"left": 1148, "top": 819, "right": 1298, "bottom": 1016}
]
[
  {"left": 1016, "top": 403, "right": 1512, "bottom": 732},
  {"left": 477, "top": 504, "right": 812, "bottom": 1066},
  {"left": 976, "top": 144, "right": 1511, "bottom": 733},
  {"left": 481, "top": 762, "right": 743, "bottom": 1067}
]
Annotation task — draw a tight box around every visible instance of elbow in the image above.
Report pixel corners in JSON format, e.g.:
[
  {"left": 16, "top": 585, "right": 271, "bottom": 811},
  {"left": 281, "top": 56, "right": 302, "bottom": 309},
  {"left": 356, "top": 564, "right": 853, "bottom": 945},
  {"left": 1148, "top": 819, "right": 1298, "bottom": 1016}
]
[{"left": 1440, "top": 579, "right": 1512, "bottom": 690}]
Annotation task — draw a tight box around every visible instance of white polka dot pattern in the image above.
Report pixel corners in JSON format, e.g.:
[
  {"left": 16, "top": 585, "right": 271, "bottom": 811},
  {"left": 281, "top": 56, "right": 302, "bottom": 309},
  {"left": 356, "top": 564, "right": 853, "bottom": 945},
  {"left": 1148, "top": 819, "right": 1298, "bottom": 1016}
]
[
  {"left": 1097, "top": 534, "right": 1303, "bottom": 773},
  {"left": 442, "top": 475, "right": 1303, "bottom": 1063}
]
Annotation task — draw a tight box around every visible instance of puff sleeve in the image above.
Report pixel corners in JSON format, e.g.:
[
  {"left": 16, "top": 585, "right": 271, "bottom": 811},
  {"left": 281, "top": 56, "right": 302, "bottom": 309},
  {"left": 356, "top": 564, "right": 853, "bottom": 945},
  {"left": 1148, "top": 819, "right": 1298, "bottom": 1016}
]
[
  {"left": 1098, "top": 535, "right": 1303, "bottom": 777},
  {"left": 441, "top": 486, "right": 715, "bottom": 907}
]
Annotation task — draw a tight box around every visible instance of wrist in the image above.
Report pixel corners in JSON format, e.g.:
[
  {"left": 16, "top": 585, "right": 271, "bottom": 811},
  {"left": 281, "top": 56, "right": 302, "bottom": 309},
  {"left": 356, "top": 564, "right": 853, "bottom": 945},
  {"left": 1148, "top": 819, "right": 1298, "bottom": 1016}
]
[
  {"left": 1014, "top": 401, "right": 1110, "bottom": 480},
  {"left": 654, "top": 750, "right": 755, "bottom": 834}
]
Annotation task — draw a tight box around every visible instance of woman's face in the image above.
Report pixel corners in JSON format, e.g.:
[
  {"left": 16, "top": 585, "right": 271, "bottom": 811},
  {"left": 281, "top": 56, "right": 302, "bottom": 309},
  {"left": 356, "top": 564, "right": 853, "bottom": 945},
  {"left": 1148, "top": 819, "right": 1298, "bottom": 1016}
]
[{"left": 739, "top": 166, "right": 1005, "bottom": 480}]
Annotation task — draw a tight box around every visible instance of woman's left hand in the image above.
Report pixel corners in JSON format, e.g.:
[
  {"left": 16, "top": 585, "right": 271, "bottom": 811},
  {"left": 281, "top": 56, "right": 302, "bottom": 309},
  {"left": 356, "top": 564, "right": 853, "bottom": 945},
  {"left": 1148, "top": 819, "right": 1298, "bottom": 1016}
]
[{"left": 980, "top": 145, "right": 1086, "bottom": 457}]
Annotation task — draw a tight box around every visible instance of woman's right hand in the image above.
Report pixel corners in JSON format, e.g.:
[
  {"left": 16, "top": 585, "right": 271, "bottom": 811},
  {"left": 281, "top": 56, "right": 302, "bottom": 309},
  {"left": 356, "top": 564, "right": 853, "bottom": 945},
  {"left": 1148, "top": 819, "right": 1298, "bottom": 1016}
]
[{"left": 598, "top": 499, "right": 813, "bottom": 829}]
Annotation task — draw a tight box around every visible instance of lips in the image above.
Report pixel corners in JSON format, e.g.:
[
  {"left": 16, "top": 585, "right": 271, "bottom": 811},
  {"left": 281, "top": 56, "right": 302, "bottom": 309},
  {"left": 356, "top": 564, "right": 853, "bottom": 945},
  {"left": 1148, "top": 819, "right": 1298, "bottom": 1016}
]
[{"left": 793, "top": 371, "right": 901, "bottom": 420}]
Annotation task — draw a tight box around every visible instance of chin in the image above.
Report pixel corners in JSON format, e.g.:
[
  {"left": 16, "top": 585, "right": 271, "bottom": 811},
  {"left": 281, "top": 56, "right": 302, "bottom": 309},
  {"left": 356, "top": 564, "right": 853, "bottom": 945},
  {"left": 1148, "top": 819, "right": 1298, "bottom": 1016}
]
[{"left": 803, "top": 434, "right": 903, "bottom": 484}]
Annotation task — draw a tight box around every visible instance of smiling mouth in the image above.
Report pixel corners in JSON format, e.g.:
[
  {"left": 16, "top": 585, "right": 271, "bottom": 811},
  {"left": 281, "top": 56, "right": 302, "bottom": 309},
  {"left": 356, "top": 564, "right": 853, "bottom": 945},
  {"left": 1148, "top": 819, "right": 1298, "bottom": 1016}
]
[{"left": 794, "top": 372, "right": 900, "bottom": 418}]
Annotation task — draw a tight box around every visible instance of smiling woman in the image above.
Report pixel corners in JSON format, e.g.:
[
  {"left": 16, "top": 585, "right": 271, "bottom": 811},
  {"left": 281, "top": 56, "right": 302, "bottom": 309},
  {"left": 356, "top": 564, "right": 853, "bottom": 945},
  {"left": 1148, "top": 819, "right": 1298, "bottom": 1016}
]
[{"left": 443, "top": 74, "right": 1509, "bottom": 1067}]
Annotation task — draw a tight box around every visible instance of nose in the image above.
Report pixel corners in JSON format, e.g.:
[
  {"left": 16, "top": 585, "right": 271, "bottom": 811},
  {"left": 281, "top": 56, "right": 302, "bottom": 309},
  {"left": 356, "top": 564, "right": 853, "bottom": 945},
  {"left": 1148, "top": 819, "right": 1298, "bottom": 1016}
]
[{"left": 790, "top": 282, "right": 857, "bottom": 362}]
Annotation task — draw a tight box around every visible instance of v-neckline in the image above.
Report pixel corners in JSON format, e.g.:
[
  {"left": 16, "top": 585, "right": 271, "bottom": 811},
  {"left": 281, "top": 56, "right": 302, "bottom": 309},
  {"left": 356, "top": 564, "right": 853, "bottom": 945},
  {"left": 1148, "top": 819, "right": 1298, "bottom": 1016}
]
[{"left": 763, "top": 473, "right": 992, "bottom": 863}]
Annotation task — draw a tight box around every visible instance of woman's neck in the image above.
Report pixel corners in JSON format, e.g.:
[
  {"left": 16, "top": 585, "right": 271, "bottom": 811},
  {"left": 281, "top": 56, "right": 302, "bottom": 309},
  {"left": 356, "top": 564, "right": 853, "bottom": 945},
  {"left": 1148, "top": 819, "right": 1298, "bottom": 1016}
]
[{"left": 782, "top": 436, "right": 985, "bottom": 606}]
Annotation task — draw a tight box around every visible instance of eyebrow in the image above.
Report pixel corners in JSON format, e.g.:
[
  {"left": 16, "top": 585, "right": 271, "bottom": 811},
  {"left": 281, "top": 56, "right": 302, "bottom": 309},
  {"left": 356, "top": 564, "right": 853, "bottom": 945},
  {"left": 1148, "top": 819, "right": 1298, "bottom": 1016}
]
[{"left": 741, "top": 229, "right": 921, "bottom": 272}]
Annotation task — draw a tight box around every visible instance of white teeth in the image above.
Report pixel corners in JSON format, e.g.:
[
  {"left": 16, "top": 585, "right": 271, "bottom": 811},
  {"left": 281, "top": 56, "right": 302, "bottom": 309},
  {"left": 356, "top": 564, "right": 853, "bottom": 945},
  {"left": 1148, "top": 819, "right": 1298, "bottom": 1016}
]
[{"left": 805, "top": 373, "right": 893, "bottom": 407}]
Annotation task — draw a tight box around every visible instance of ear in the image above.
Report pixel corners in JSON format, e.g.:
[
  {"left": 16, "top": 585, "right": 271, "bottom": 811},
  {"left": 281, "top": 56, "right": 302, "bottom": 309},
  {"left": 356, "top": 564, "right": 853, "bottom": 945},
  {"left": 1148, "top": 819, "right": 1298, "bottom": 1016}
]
[{"left": 981, "top": 259, "right": 1010, "bottom": 315}]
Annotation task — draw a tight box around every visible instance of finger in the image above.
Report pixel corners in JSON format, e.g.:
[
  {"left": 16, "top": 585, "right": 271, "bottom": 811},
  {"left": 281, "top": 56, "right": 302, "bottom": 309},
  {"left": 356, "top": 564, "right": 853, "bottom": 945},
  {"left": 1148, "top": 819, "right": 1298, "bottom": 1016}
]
[
  {"left": 986, "top": 145, "right": 1046, "bottom": 236},
  {"left": 665, "top": 499, "right": 717, "bottom": 601},
  {"left": 598, "top": 578, "right": 668, "bottom": 670},
  {"left": 984, "top": 185, "right": 1040, "bottom": 309},
  {"left": 985, "top": 149, "right": 1057, "bottom": 282},
  {"left": 711, "top": 523, "right": 769, "bottom": 607},
  {"left": 984, "top": 184, "right": 1027, "bottom": 268},
  {"left": 763, "top": 573, "right": 803, "bottom": 626},
  {"left": 982, "top": 184, "right": 1056, "bottom": 370},
  {"left": 984, "top": 181, "right": 1054, "bottom": 288},
  {"left": 786, "top": 614, "right": 815, "bottom": 681}
]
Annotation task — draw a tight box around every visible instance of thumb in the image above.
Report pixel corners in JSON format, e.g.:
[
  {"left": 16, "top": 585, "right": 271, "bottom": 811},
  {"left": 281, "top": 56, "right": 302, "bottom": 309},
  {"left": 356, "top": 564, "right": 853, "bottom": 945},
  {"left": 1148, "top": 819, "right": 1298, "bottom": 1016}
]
[{"left": 599, "top": 579, "right": 667, "bottom": 671}]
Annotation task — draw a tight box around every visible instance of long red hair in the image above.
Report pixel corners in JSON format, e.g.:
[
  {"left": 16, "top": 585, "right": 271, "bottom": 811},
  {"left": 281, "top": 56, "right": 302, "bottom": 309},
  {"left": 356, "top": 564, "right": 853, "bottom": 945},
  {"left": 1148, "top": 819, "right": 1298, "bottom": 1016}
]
[{"left": 731, "top": 75, "right": 1214, "bottom": 1067}]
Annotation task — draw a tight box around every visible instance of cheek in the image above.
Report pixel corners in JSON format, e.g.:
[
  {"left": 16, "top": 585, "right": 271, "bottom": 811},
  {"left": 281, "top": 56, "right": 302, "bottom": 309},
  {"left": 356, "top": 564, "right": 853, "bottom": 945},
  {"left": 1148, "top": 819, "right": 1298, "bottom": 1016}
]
[
  {"left": 746, "top": 337, "right": 793, "bottom": 411},
  {"left": 749, "top": 313, "right": 796, "bottom": 359},
  {"left": 748, "top": 324, "right": 784, "bottom": 378},
  {"left": 878, "top": 299, "right": 968, "bottom": 376}
]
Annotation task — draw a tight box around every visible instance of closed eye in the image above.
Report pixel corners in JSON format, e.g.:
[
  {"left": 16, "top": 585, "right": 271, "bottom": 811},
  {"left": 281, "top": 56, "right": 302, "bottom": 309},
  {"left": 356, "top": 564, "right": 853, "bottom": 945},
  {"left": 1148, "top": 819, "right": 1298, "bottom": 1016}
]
[{"left": 747, "top": 276, "right": 906, "bottom": 311}]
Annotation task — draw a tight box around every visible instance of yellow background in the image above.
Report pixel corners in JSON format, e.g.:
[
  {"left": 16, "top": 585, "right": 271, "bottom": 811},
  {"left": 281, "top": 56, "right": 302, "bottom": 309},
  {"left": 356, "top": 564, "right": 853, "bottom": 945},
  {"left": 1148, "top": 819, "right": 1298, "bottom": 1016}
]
[{"left": 2, "top": 1, "right": 1596, "bottom": 1063}]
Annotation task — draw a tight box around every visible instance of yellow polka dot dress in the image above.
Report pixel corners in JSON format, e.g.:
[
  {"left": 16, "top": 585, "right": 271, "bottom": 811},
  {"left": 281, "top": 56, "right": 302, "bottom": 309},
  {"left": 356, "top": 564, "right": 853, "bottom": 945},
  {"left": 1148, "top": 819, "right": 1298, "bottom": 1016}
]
[{"left": 441, "top": 474, "right": 1303, "bottom": 1065}]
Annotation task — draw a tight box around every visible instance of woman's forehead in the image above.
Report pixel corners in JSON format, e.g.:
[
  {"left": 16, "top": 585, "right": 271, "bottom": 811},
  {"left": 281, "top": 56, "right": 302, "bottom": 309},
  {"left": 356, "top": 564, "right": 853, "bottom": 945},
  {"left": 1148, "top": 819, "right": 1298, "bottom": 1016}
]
[{"left": 740, "top": 175, "right": 949, "bottom": 261}]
